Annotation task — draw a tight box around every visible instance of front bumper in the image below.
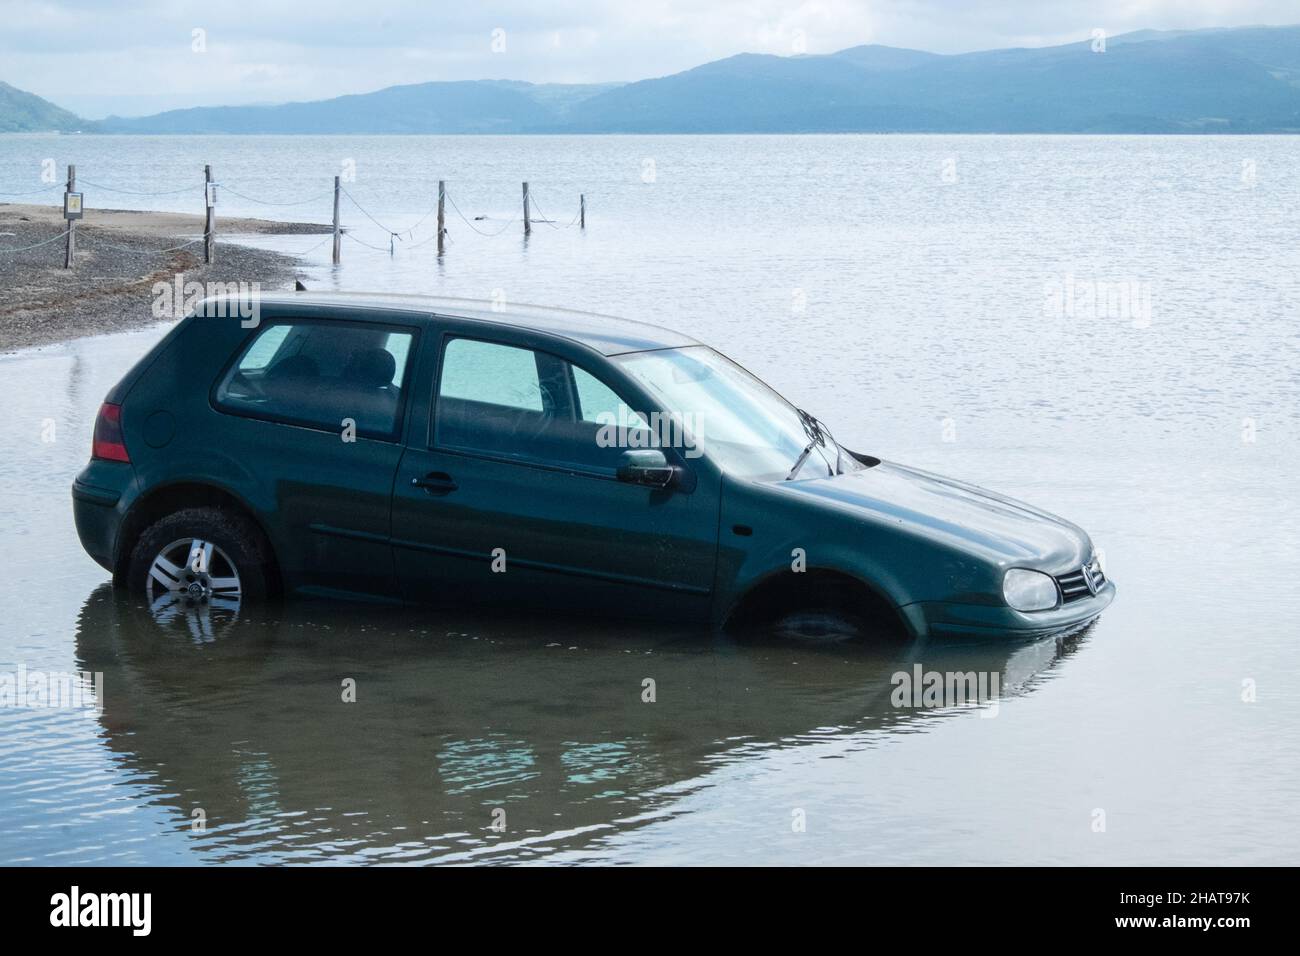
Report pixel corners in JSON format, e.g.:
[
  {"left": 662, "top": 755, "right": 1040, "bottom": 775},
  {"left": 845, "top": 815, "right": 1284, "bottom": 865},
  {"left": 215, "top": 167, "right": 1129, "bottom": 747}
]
[{"left": 901, "top": 580, "right": 1116, "bottom": 639}]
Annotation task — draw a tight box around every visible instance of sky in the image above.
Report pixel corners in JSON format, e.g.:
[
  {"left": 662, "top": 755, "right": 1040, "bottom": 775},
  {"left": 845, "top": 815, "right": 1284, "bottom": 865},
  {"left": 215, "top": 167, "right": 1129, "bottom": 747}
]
[{"left": 4, "top": 0, "right": 1299, "bottom": 118}]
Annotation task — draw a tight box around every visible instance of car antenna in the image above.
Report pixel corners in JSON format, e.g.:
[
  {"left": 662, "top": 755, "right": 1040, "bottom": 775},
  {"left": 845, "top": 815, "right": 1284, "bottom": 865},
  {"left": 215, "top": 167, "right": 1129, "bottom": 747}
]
[{"left": 294, "top": 280, "right": 308, "bottom": 291}]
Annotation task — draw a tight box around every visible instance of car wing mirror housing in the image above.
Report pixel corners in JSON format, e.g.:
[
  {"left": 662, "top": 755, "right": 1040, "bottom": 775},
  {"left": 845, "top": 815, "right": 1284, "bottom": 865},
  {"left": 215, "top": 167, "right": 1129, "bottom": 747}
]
[{"left": 616, "top": 449, "right": 678, "bottom": 489}]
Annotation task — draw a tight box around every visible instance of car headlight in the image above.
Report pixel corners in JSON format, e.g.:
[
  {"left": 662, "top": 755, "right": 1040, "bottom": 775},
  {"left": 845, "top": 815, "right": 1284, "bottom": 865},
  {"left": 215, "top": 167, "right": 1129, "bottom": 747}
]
[{"left": 1003, "top": 568, "right": 1059, "bottom": 611}]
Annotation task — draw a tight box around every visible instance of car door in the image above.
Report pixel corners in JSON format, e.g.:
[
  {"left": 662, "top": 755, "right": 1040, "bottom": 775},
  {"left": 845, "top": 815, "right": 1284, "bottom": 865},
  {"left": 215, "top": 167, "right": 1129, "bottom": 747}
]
[
  {"left": 391, "top": 332, "right": 720, "bottom": 620},
  {"left": 211, "top": 312, "right": 420, "bottom": 597}
]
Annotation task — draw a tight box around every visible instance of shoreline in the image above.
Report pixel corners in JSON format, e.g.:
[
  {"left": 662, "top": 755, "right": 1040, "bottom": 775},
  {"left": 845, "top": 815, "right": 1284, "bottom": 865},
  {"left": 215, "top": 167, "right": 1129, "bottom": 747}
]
[{"left": 0, "top": 204, "right": 330, "bottom": 353}]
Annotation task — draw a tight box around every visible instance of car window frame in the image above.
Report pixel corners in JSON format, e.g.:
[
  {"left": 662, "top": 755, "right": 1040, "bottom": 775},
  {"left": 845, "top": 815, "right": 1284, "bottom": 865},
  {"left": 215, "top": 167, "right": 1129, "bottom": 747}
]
[
  {"left": 209, "top": 314, "right": 422, "bottom": 444},
  {"left": 428, "top": 332, "right": 651, "bottom": 479}
]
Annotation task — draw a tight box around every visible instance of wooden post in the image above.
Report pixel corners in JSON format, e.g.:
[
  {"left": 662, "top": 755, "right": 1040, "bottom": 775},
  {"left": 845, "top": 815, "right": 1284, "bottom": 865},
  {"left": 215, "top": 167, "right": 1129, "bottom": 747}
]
[
  {"left": 580, "top": 193, "right": 585, "bottom": 229},
  {"left": 204, "top": 164, "right": 215, "bottom": 264},
  {"left": 63, "top": 164, "right": 76, "bottom": 269},
  {"left": 437, "top": 180, "right": 445, "bottom": 257},
  {"left": 522, "top": 181, "right": 530, "bottom": 237},
  {"left": 332, "top": 175, "right": 341, "bottom": 265}
]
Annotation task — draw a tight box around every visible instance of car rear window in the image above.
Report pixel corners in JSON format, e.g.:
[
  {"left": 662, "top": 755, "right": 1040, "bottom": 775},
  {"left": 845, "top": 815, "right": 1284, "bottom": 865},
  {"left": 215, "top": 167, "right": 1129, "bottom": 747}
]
[{"left": 214, "top": 318, "right": 416, "bottom": 440}]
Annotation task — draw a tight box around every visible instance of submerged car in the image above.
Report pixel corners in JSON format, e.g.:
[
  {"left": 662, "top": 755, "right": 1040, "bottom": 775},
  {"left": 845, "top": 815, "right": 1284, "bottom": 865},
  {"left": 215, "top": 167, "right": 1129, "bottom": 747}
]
[{"left": 73, "top": 293, "right": 1114, "bottom": 639}]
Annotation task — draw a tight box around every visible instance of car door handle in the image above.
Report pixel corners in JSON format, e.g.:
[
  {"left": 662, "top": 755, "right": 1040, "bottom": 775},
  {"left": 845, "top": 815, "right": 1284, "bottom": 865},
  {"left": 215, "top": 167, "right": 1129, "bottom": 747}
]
[{"left": 411, "top": 472, "right": 458, "bottom": 495}]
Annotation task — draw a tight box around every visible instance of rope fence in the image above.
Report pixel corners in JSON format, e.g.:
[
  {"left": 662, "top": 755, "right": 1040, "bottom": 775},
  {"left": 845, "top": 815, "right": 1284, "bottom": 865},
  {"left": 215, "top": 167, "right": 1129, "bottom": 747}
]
[
  {"left": 0, "top": 227, "right": 73, "bottom": 254},
  {"left": 220, "top": 184, "right": 335, "bottom": 207},
  {"left": 77, "top": 235, "right": 207, "bottom": 255},
  {"left": 78, "top": 178, "right": 203, "bottom": 197},
  {"left": 0, "top": 164, "right": 588, "bottom": 268},
  {"left": 0, "top": 182, "right": 65, "bottom": 198}
]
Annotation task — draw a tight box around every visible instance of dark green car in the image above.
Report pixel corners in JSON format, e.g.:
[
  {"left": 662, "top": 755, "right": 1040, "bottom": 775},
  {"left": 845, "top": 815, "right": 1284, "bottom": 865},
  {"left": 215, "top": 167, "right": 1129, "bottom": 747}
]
[{"left": 72, "top": 292, "right": 1114, "bottom": 639}]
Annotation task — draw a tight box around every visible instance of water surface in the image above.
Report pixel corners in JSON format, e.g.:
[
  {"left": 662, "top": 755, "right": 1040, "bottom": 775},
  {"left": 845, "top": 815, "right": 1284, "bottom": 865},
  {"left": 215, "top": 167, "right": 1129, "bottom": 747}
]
[{"left": 1, "top": 134, "right": 1298, "bottom": 864}]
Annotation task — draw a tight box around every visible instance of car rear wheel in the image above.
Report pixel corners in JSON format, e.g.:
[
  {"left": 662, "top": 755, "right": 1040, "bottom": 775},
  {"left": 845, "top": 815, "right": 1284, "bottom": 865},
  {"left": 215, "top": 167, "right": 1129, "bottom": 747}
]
[{"left": 126, "top": 507, "right": 270, "bottom": 613}]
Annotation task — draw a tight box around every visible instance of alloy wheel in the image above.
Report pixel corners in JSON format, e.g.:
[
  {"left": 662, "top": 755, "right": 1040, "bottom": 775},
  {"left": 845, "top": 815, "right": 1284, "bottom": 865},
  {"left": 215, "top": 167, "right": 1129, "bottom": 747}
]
[{"left": 145, "top": 537, "right": 243, "bottom": 628}]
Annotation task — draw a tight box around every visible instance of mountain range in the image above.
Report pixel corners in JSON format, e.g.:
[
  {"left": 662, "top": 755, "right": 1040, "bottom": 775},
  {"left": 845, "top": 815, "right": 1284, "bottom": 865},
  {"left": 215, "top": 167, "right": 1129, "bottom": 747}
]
[
  {"left": 0, "top": 80, "right": 85, "bottom": 132},
  {"left": 5, "top": 25, "right": 1300, "bottom": 134}
]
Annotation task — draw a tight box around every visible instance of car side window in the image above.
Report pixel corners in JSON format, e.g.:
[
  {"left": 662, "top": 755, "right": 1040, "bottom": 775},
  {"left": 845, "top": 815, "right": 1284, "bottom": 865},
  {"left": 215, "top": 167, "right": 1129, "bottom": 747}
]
[
  {"left": 570, "top": 365, "right": 622, "bottom": 421},
  {"left": 572, "top": 364, "right": 651, "bottom": 431},
  {"left": 214, "top": 319, "right": 416, "bottom": 441},
  {"left": 435, "top": 338, "right": 646, "bottom": 472}
]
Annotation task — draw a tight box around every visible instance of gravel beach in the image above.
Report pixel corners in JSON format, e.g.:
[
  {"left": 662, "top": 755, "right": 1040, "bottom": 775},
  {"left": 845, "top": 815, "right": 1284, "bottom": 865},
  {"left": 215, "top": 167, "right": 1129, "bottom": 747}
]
[{"left": 0, "top": 203, "right": 330, "bottom": 352}]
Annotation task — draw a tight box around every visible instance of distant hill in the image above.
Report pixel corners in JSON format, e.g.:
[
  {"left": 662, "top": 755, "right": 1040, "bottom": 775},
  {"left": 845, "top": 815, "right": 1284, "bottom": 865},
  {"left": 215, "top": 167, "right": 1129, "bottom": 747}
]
[
  {"left": 98, "top": 80, "right": 625, "bottom": 134},
  {"left": 479, "top": 80, "right": 625, "bottom": 116},
  {"left": 11, "top": 24, "right": 1300, "bottom": 135},
  {"left": 100, "top": 81, "right": 554, "bottom": 134},
  {"left": 0, "top": 81, "right": 87, "bottom": 132},
  {"left": 566, "top": 25, "right": 1300, "bottom": 132},
  {"left": 812, "top": 44, "right": 942, "bottom": 72}
]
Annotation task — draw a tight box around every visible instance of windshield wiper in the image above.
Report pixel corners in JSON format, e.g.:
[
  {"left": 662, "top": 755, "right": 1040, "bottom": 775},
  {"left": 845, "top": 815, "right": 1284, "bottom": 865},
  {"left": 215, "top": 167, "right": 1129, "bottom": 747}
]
[
  {"left": 785, "top": 438, "right": 820, "bottom": 481},
  {"left": 785, "top": 409, "right": 839, "bottom": 481},
  {"left": 804, "top": 409, "right": 844, "bottom": 476}
]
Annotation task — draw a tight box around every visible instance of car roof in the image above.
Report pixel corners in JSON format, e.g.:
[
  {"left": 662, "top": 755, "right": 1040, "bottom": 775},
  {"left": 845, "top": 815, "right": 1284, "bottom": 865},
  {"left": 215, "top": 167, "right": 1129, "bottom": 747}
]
[{"left": 206, "top": 291, "right": 700, "bottom": 356}]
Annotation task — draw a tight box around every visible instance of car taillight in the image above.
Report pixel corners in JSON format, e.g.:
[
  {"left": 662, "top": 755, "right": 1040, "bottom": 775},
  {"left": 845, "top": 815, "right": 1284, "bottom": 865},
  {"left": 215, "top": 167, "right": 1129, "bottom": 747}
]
[{"left": 92, "top": 402, "right": 130, "bottom": 462}]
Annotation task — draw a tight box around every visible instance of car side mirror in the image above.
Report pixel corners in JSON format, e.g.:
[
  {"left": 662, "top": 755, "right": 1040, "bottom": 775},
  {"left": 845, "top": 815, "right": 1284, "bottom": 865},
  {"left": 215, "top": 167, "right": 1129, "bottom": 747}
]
[{"left": 616, "top": 449, "right": 677, "bottom": 489}]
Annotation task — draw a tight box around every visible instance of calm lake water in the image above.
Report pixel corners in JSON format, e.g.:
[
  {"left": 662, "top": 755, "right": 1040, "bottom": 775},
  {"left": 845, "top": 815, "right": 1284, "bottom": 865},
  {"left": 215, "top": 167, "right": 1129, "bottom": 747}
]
[{"left": 1, "top": 134, "right": 1298, "bottom": 865}]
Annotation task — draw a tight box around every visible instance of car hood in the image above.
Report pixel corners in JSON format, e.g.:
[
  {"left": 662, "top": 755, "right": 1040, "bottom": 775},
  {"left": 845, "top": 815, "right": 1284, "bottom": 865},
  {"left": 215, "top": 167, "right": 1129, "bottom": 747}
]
[{"left": 783, "top": 459, "right": 1092, "bottom": 570}]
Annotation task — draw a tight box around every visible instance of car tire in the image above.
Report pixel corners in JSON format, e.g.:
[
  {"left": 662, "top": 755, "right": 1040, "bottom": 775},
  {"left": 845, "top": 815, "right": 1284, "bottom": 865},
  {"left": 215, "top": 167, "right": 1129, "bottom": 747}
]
[
  {"left": 767, "top": 577, "right": 904, "bottom": 643},
  {"left": 772, "top": 607, "right": 872, "bottom": 643},
  {"left": 126, "top": 507, "right": 271, "bottom": 600}
]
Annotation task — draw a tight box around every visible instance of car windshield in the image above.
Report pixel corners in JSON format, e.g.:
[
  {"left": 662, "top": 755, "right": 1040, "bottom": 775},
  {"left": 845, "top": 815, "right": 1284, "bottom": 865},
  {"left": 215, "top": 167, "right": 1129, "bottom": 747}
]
[{"left": 612, "top": 345, "right": 842, "bottom": 480}]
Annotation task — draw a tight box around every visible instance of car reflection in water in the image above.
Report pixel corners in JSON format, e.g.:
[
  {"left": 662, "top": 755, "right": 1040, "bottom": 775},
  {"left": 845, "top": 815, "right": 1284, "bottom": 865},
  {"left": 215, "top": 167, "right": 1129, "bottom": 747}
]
[
  {"left": 74, "top": 584, "right": 1092, "bottom": 864},
  {"left": 144, "top": 579, "right": 242, "bottom": 643}
]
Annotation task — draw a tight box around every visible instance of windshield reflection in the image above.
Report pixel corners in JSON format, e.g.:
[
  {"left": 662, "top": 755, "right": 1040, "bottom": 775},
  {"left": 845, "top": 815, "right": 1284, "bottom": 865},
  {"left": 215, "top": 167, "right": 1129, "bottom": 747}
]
[{"left": 614, "top": 346, "right": 844, "bottom": 480}]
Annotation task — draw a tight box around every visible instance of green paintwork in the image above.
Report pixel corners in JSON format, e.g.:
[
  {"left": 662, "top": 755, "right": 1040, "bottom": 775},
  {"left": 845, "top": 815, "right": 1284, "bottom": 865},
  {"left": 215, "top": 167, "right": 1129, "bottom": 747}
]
[{"left": 73, "top": 293, "right": 1114, "bottom": 638}]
